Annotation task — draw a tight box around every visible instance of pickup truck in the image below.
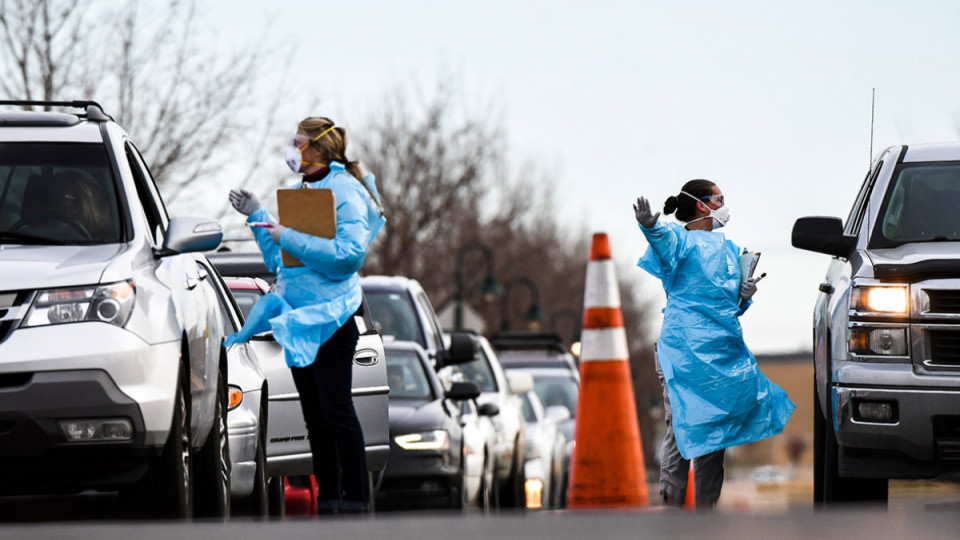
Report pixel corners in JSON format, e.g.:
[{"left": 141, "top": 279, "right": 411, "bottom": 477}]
[{"left": 793, "top": 142, "right": 960, "bottom": 503}]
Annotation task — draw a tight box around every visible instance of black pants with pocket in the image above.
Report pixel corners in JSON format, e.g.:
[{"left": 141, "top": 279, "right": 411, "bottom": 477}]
[{"left": 290, "top": 314, "right": 369, "bottom": 507}]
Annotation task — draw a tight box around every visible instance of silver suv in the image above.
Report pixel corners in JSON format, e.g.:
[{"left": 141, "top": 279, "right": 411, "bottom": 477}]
[
  {"left": 794, "top": 142, "right": 960, "bottom": 504},
  {"left": 0, "top": 101, "right": 229, "bottom": 518}
]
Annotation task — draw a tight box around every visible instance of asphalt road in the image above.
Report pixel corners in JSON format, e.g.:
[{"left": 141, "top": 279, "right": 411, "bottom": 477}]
[{"left": 2, "top": 493, "right": 960, "bottom": 540}]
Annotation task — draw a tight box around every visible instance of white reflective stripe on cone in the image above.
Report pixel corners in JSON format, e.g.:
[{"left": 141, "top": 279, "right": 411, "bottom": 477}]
[
  {"left": 579, "top": 327, "right": 629, "bottom": 362},
  {"left": 584, "top": 261, "right": 621, "bottom": 309}
]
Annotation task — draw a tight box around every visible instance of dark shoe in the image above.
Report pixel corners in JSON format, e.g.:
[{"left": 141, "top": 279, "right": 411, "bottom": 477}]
[
  {"left": 316, "top": 499, "right": 340, "bottom": 515},
  {"left": 340, "top": 500, "right": 369, "bottom": 514}
]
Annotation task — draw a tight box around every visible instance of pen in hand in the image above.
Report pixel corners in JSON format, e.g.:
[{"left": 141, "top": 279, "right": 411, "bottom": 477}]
[{"left": 246, "top": 222, "right": 274, "bottom": 229}]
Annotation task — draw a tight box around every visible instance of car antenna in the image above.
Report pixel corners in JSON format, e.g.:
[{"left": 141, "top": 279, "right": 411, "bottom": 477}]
[{"left": 869, "top": 88, "right": 876, "bottom": 166}]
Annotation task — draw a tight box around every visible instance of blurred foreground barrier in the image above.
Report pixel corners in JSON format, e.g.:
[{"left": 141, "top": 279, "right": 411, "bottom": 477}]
[{"left": 567, "top": 233, "right": 648, "bottom": 508}]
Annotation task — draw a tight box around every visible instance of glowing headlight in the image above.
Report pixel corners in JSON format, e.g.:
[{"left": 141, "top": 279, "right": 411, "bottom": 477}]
[
  {"left": 23, "top": 281, "right": 135, "bottom": 328},
  {"left": 853, "top": 286, "right": 908, "bottom": 314},
  {"left": 395, "top": 430, "right": 448, "bottom": 450}
]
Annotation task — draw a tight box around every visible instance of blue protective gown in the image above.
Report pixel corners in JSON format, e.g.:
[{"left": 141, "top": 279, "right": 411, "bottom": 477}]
[
  {"left": 224, "top": 162, "right": 386, "bottom": 368},
  {"left": 637, "top": 221, "right": 795, "bottom": 459}
]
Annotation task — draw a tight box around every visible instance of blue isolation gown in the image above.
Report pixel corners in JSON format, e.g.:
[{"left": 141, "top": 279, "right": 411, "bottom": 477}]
[
  {"left": 637, "top": 221, "right": 794, "bottom": 459},
  {"left": 224, "top": 162, "right": 386, "bottom": 368}
]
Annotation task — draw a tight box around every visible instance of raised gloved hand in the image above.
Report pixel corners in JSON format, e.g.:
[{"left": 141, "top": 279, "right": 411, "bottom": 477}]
[
  {"left": 739, "top": 279, "right": 758, "bottom": 302},
  {"left": 229, "top": 188, "right": 260, "bottom": 216},
  {"left": 268, "top": 223, "right": 287, "bottom": 244},
  {"left": 633, "top": 196, "right": 660, "bottom": 229}
]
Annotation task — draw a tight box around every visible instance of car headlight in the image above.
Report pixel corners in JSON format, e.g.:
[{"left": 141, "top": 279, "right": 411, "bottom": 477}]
[
  {"left": 395, "top": 430, "right": 449, "bottom": 450},
  {"left": 848, "top": 326, "right": 908, "bottom": 357},
  {"left": 852, "top": 286, "right": 908, "bottom": 314},
  {"left": 23, "top": 281, "right": 135, "bottom": 328}
]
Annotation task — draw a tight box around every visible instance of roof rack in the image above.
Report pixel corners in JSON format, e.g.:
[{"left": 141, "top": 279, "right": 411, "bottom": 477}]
[
  {"left": 0, "top": 100, "right": 112, "bottom": 122},
  {"left": 488, "top": 331, "right": 569, "bottom": 353}
]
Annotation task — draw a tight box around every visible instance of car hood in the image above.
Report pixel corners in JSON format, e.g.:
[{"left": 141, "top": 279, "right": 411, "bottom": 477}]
[
  {"left": 389, "top": 399, "right": 447, "bottom": 433},
  {"left": 868, "top": 243, "right": 960, "bottom": 267},
  {"left": 0, "top": 243, "right": 124, "bottom": 289}
]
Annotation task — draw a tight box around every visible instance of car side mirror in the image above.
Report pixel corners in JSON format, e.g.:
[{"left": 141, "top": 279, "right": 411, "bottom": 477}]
[
  {"left": 157, "top": 217, "right": 223, "bottom": 257},
  {"left": 477, "top": 402, "right": 500, "bottom": 417},
  {"left": 792, "top": 216, "right": 856, "bottom": 258},
  {"left": 446, "top": 381, "right": 481, "bottom": 401},
  {"left": 506, "top": 371, "right": 534, "bottom": 395},
  {"left": 436, "top": 332, "right": 477, "bottom": 368}
]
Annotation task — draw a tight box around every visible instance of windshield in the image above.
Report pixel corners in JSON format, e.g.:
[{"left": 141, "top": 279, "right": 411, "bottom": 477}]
[
  {"left": 877, "top": 163, "right": 960, "bottom": 245},
  {"left": 365, "top": 290, "right": 424, "bottom": 346},
  {"left": 533, "top": 375, "right": 579, "bottom": 419},
  {"left": 0, "top": 143, "right": 123, "bottom": 244},
  {"left": 386, "top": 348, "right": 433, "bottom": 400},
  {"left": 456, "top": 345, "right": 499, "bottom": 392}
]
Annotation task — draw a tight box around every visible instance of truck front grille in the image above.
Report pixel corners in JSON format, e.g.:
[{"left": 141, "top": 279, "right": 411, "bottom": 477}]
[
  {"left": 928, "top": 290, "right": 960, "bottom": 314},
  {"left": 928, "top": 331, "right": 960, "bottom": 366},
  {"left": 0, "top": 291, "right": 29, "bottom": 345}
]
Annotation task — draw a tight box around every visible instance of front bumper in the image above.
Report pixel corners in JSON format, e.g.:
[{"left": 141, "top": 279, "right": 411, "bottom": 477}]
[
  {"left": 376, "top": 446, "right": 460, "bottom": 507},
  {"left": 228, "top": 389, "right": 262, "bottom": 498},
  {"left": 0, "top": 369, "right": 161, "bottom": 494},
  {"left": 835, "top": 385, "right": 960, "bottom": 479}
]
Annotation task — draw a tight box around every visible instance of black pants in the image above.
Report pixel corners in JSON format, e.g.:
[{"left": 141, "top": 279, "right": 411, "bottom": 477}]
[{"left": 290, "top": 315, "right": 369, "bottom": 506}]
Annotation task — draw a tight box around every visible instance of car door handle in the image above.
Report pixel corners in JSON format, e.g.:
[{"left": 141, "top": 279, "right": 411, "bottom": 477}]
[
  {"left": 353, "top": 348, "right": 379, "bottom": 366},
  {"left": 819, "top": 282, "right": 835, "bottom": 294}
]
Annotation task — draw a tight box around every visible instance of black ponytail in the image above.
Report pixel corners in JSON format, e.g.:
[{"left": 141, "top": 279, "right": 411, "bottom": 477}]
[{"left": 663, "top": 195, "right": 680, "bottom": 215}]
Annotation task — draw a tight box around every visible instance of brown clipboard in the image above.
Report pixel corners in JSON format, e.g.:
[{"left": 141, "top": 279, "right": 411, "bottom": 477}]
[{"left": 277, "top": 188, "right": 336, "bottom": 267}]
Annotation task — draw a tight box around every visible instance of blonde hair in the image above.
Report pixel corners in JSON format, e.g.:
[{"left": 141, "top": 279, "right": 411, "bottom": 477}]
[{"left": 298, "top": 117, "right": 364, "bottom": 181}]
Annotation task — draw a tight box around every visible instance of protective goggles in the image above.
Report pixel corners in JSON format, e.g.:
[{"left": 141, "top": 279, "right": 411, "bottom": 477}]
[
  {"left": 290, "top": 125, "right": 336, "bottom": 150},
  {"left": 681, "top": 191, "right": 725, "bottom": 207}
]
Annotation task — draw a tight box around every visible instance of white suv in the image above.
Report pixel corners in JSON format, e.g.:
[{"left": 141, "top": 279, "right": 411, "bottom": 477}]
[{"left": 0, "top": 101, "right": 229, "bottom": 519}]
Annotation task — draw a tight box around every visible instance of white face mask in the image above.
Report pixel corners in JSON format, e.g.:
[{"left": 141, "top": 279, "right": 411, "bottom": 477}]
[
  {"left": 285, "top": 144, "right": 302, "bottom": 173},
  {"left": 681, "top": 191, "right": 730, "bottom": 229}
]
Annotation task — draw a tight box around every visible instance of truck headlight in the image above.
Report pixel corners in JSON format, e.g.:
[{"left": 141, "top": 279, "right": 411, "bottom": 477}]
[
  {"left": 849, "top": 327, "right": 908, "bottom": 356},
  {"left": 23, "top": 281, "right": 135, "bottom": 328},
  {"left": 395, "top": 430, "right": 449, "bottom": 451},
  {"left": 852, "top": 286, "right": 908, "bottom": 314}
]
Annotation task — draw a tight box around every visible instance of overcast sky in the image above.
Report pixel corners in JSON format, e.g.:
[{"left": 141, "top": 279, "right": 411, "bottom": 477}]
[{"left": 204, "top": 0, "right": 960, "bottom": 353}]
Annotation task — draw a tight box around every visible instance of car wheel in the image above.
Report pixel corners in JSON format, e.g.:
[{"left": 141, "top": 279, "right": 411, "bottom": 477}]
[
  {"left": 233, "top": 399, "right": 268, "bottom": 519},
  {"left": 195, "top": 368, "right": 231, "bottom": 519},
  {"left": 152, "top": 368, "right": 193, "bottom": 519},
  {"left": 501, "top": 438, "right": 525, "bottom": 508},
  {"left": 267, "top": 476, "right": 285, "bottom": 518},
  {"left": 816, "top": 381, "right": 888, "bottom": 504}
]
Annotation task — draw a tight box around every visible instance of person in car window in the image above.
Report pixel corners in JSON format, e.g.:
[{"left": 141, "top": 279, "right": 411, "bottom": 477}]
[
  {"left": 226, "top": 116, "right": 385, "bottom": 514},
  {"left": 633, "top": 179, "right": 794, "bottom": 509}
]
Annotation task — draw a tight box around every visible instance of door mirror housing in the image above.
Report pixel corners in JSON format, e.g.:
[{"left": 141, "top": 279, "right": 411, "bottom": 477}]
[
  {"left": 792, "top": 216, "right": 856, "bottom": 258},
  {"left": 437, "top": 332, "right": 478, "bottom": 368},
  {"left": 446, "top": 381, "right": 482, "bottom": 401},
  {"left": 506, "top": 371, "right": 534, "bottom": 395}
]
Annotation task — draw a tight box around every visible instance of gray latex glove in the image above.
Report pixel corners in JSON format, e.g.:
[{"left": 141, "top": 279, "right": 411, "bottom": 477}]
[
  {"left": 268, "top": 223, "right": 287, "bottom": 244},
  {"left": 633, "top": 196, "right": 660, "bottom": 229},
  {"left": 740, "top": 279, "right": 758, "bottom": 302},
  {"left": 229, "top": 188, "right": 260, "bottom": 216}
]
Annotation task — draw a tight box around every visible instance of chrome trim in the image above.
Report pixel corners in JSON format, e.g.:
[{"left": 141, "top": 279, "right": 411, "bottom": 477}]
[{"left": 269, "top": 385, "right": 390, "bottom": 402}]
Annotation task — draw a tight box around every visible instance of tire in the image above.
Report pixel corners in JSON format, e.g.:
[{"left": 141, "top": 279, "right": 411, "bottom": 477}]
[
  {"left": 233, "top": 399, "right": 268, "bottom": 519},
  {"left": 815, "top": 381, "right": 888, "bottom": 504},
  {"left": 500, "top": 439, "right": 525, "bottom": 508},
  {"left": 266, "top": 476, "right": 285, "bottom": 518},
  {"left": 153, "top": 369, "right": 193, "bottom": 519},
  {"left": 195, "top": 369, "right": 231, "bottom": 519}
]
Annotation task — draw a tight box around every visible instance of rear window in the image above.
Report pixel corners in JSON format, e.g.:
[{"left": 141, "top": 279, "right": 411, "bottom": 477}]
[
  {"left": 386, "top": 348, "right": 433, "bottom": 400},
  {"left": 0, "top": 143, "right": 123, "bottom": 244},
  {"left": 365, "top": 290, "right": 424, "bottom": 346},
  {"left": 876, "top": 163, "right": 960, "bottom": 246},
  {"left": 533, "top": 375, "right": 579, "bottom": 419}
]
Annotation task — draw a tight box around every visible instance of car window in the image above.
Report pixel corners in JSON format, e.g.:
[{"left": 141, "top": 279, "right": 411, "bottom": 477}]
[
  {"left": 201, "top": 267, "right": 238, "bottom": 334},
  {"left": 533, "top": 376, "right": 579, "bottom": 419},
  {"left": 415, "top": 291, "right": 444, "bottom": 350},
  {"left": 385, "top": 349, "right": 433, "bottom": 399},
  {"left": 456, "top": 345, "right": 499, "bottom": 392},
  {"left": 229, "top": 287, "right": 263, "bottom": 320},
  {"left": 877, "top": 163, "right": 960, "bottom": 244},
  {"left": 365, "top": 290, "right": 425, "bottom": 346},
  {"left": 844, "top": 165, "right": 880, "bottom": 236},
  {"left": 125, "top": 142, "right": 168, "bottom": 246},
  {"left": 520, "top": 393, "right": 537, "bottom": 422},
  {"left": 0, "top": 143, "right": 123, "bottom": 244}
]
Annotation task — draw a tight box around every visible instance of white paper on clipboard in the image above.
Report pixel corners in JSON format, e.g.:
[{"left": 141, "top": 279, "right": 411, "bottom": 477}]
[{"left": 738, "top": 249, "right": 761, "bottom": 286}]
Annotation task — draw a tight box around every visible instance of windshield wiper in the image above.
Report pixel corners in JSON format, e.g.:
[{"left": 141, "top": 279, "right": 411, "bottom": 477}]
[{"left": 0, "top": 231, "right": 70, "bottom": 245}]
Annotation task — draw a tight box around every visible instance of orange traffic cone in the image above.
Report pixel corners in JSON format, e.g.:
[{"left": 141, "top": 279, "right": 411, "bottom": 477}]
[
  {"left": 684, "top": 466, "right": 695, "bottom": 508},
  {"left": 567, "top": 233, "right": 648, "bottom": 508}
]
